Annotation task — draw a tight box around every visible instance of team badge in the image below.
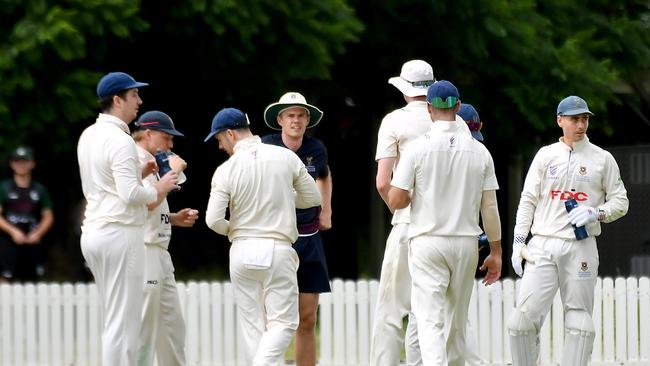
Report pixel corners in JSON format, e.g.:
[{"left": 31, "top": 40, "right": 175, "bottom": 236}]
[
  {"left": 577, "top": 261, "right": 593, "bottom": 279},
  {"left": 30, "top": 190, "right": 40, "bottom": 201},
  {"left": 449, "top": 135, "right": 457, "bottom": 148},
  {"left": 579, "top": 166, "right": 587, "bottom": 175},
  {"left": 305, "top": 156, "right": 316, "bottom": 173},
  {"left": 581, "top": 262, "right": 588, "bottom": 271},
  {"left": 548, "top": 165, "right": 558, "bottom": 178},
  {"left": 306, "top": 156, "right": 313, "bottom": 165}
]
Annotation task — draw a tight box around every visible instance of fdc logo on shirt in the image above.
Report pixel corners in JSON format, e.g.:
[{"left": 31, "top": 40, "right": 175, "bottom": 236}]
[{"left": 550, "top": 190, "right": 588, "bottom": 201}]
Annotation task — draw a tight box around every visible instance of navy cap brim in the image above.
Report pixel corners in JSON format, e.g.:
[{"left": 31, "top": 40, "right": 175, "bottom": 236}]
[
  {"left": 204, "top": 130, "right": 221, "bottom": 142},
  {"left": 159, "top": 128, "right": 184, "bottom": 137},
  {"left": 558, "top": 108, "right": 594, "bottom": 116}
]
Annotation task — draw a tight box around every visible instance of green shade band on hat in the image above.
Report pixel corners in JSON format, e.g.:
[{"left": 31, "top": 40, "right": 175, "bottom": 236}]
[{"left": 429, "top": 96, "right": 459, "bottom": 109}]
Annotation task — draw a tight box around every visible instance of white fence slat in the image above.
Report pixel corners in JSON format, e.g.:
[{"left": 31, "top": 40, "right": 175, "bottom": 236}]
[
  {"left": 88, "top": 284, "right": 100, "bottom": 366},
  {"left": 615, "top": 277, "right": 627, "bottom": 362},
  {"left": 210, "top": 282, "right": 224, "bottom": 366},
  {"left": 13, "top": 284, "right": 24, "bottom": 366},
  {"left": 222, "top": 282, "right": 236, "bottom": 366},
  {"left": 51, "top": 283, "right": 63, "bottom": 366},
  {"left": 502, "top": 279, "right": 515, "bottom": 364},
  {"left": 24, "top": 284, "right": 36, "bottom": 366},
  {"left": 186, "top": 282, "right": 200, "bottom": 364},
  {"left": 63, "top": 283, "right": 75, "bottom": 365},
  {"left": 332, "top": 279, "right": 345, "bottom": 366},
  {"left": 344, "top": 281, "right": 358, "bottom": 365},
  {"left": 356, "top": 280, "right": 370, "bottom": 366},
  {"left": 602, "top": 277, "right": 615, "bottom": 362},
  {"left": 626, "top": 277, "right": 639, "bottom": 362},
  {"left": 368, "top": 279, "right": 378, "bottom": 331},
  {"left": 75, "top": 283, "right": 89, "bottom": 366},
  {"left": 198, "top": 281, "right": 211, "bottom": 365},
  {"left": 1, "top": 284, "right": 11, "bottom": 366},
  {"left": 37, "top": 283, "right": 49, "bottom": 364},
  {"left": 551, "top": 290, "right": 563, "bottom": 364},
  {"left": 477, "top": 282, "right": 490, "bottom": 360},
  {"left": 489, "top": 282, "right": 504, "bottom": 363},
  {"left": 593, "top": 277, "right": 603, "bottom": 362},
  {"left": 639, "top": 277, "right": 650, "bottom": 362},
  {"left": 319, "top": 290, "right": 333, "bottom": 366}
]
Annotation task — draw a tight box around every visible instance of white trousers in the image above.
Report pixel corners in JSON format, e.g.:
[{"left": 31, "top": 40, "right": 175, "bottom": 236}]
[
  {"left": 515, "top": 235, "right": 598, "bottom": 331},
  {"left": 80, "top": 224, "right": 144, "bottom": 366},
  {"left": 139, "top": 245, "right": 186, "bottom": 366},
  {"left": 409, "top": 235, "right": 477, "bottom": 366},
  {"left": 229, "top": 238, "right": 299, "bottom": 366},
  {"left": 370, "top": 223, "right": 421, "bottom": 366}
]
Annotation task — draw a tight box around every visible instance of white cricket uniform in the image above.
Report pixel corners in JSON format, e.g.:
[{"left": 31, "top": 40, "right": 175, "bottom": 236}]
[
  {"left": 509, "top": 136, "right": 628, "bottom": 364},
  {"left": 136, "top": 146, "right": 186, "bottom": 366},
  {"left": 391, "top": 120, "right": 498, "bottom": 366},
  {"left": 205, "top": 135, "right": 321, "bottom": 366},
  {"left": 372, "top": 101, "right": 472, "bottom": 366},
  {"left": 77, "top": 113, "right": 157, "bottom": 366}
]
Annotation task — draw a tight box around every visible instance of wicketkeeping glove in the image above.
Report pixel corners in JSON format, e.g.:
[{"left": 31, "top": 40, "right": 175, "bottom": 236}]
[{"left": 568, "top": 205, "right": 598, "bottom": 227}]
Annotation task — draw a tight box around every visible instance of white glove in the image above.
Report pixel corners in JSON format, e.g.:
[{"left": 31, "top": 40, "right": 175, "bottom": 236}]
[
  {"left": 568, "top": 205, "right": 599, "bottom": 227},
  {"left": 511, "top": 242, "right": 524, "bottom": 277}
]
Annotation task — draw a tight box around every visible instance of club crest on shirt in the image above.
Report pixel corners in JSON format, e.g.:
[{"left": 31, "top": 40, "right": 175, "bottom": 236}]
[
  {"left": 305, "top": 156, "right": 316, "bottom": 173},
  {"left": 448, "top": 135, "right": 457, "bottom": 148},
  {"left": 575, "top": 165, "right": 591, "bottom": 182},
  {"left": 29, "top": 190, "right": 40, "bottom": 201},
  {"left": 547, "top": 165, "right": 559, "bottom": 180},
  {"left": 577, "top": 261, "right": 593, "bottom": 279}
]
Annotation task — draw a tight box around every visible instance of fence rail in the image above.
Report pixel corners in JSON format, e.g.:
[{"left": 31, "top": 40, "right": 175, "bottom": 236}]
[{"left": 1, "top": 277, "right": 649, "bottom": 365}]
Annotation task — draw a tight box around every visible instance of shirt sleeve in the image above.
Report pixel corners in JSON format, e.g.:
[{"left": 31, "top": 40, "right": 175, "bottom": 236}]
[
  {"left": 391, "top": 143, "right": 416, "bottom": 191},
  {"left": 205, "top": 165, "right": 231, "bottom": 235},
  {"left": 481, "top": 146, "right": 499, "bottom": 191},
  {"left": 513, "top": 148, "right": 544, "bottom": 238},
  {"left": 599, "top": 151, "right": 629, "bottom": 223},
  {"left": 314, "top": 139, "right": 330, "bottom": 179},
  {"left": 110, "top": 137, "right": 157, "bottom": 205},
  {"left": 36, "top": 182, "right": 53, "bottom": 209},
  {"left": 375, "top": 114, "right": 398, "bottom": 161}
]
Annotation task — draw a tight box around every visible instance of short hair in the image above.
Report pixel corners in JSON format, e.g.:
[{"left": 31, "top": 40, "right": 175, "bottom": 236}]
[{"left": 99, "top": 89, "right": 130, "bottom": 113}]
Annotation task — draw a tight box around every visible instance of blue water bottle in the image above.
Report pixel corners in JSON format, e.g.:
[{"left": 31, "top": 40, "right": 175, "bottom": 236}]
[
  {"left": 154, "top": 149, "right": 173, "bottom": 177},
  {"left": 564, "top": 198, "right": 589, "bottom": 240}
]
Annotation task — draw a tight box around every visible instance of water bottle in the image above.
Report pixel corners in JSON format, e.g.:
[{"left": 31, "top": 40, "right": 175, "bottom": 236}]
[
  {"left": 154, "top": 149, "right": 173, "bottom": 177},
  {"left": 564, "top": 198, "right": 589, "bottom": 240}
]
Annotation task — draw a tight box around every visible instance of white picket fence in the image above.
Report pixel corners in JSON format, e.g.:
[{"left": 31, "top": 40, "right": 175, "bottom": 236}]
[{"left": 1, "top": 277, "right": 649, "bottom": 366}]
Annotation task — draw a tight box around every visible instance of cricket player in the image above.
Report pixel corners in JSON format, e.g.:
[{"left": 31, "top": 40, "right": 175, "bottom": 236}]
[
  {"left": 262, "top": 92, "right": 332, "bottom": 366},
  {"left": 508, "top": 96, "right": 629, "bottom": 366},
  {"left": 133, "top": 110, "right": 199, "bottom": 366},
  {"left": 77, "top": 72, "right": 178, "bottom": 366},
  {"left": 372, "top": 60, "right": 472, "bottom": 366},
  {"left": 204, "top": 107, "right": 321, "bottom": 366},
  {"left": 388, "top": 80, "right": 502, "bottom": 366}
]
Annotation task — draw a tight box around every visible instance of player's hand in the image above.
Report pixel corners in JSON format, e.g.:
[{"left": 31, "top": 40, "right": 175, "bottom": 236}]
[
  {"left": 479, "top": 249, "right": 502, "bottom": 285},
  {"left": 568, "top": 205, "right": 598, "bottom": 227},
  {"left": 511, "top": 242, "right": 525, "bottom": 277},
  {"left": 172, "top": 208, "right": 199, "bottom": 227},
  {"left": 156, "top": 171, "right": 179, "bottom": 194},
  {"left": 169, "top": 154, "right": 187, "bottom": 174},
  {"left": 10, "top": 228, "right": 27, "bottom": 245},
  {"left": 319, "top": 208, "right": 332, "bottom": 231},
  {"left": 24, "top": 231, "right": 42, "bottom": 245},
  {"left": 142, "top": 159, "right": 158, "bottom": 179}
]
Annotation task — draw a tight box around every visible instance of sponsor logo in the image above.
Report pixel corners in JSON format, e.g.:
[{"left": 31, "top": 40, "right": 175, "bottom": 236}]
[
  {"left": 550, "top": 190, "right": 588, "bottom": 201},
  {"left": 146, "top": 280, "right": 158, "bottom": 285},
  {"left": 160, "top": 213, "right": 170, "bottom": 224}
]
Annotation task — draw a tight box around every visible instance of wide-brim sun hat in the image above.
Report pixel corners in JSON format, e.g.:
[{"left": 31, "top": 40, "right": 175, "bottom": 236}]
[
  {"left": 388, "top": 60, "right": 435, "bottom": 97},
  {"left": 263, "top": 92, "right": 324, "bottom": 130}
]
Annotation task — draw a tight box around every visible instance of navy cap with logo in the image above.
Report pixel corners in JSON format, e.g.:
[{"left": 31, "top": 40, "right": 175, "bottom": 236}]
[
  {"left": 10, "top": 146, "right": 34, "bottom": 161},
  {"left": 557, "top": 96, "right": 594, "bottom": 116},
  {"left": 427, "top": 80, "right": 460, "bottom": 109},
  {"left": 457, "top": 103, "right": 483, "bottom": 141},
  {"left": 204, "top": 108, "right": 250, "bottom": 142},
  {"left": 134, "top": 111, "right": 184, "bottom": 137},
  {"left": 96, "top": 72, "right": 149, "bottom": 99}
]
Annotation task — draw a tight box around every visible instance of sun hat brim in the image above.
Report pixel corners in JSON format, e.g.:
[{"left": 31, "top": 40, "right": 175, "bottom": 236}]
[
  {"left": 263, "top": 103, "right": 324, "bottom": 130},
  {"left": 388, "top": 76, "right": 431, "bottom": 97}
]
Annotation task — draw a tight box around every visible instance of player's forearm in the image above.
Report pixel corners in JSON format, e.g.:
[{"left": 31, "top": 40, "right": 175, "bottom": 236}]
[
  {"left": 388, "top": 186, "right": 410, "bottom": 211},
  {"left": 29, "top": 210, "right": 54, "bottom": 238},
  {"left": 316, "top": 173, "right": 332, "bottom": 214},
  {"left": 376, "top": 158, "right": 395, "bottom": 207},
  {"left": 480, "top": 190, "right": 501, "bottom": 242},
  {"left": 0, "top": 215, "right": 21, "bottom": 236},
  {"left": 206, "top": 196, "right": 229, "bottom": 235}
]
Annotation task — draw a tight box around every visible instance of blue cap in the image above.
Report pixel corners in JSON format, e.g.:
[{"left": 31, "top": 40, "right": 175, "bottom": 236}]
[
  {"left": 204, "top": 108, "right": 250, "bottom": 142},
  {"left": 457, "top": 103, "right": 483, "bottom": 141},
  {"left": 134, "top": 111, "right": 184, "bottom": 137},
  {"left": 557, "top": 96, "right": 594, "bottom": 116},
  {"left": 427, "top": 80, "right": 460, "bottom": 109},
  {"left": 96, "top": 72, "right": 149, "bottom": 99}
]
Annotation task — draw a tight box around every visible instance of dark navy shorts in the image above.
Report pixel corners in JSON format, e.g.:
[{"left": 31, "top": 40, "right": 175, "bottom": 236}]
[{"left": 293, "top": 233, "right": 331, "bottom": 293}]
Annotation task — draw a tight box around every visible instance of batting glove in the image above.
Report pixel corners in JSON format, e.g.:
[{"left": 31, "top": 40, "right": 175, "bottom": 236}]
[
  {"left": 511, "top": 235, "right": 526, "bottom": 277},
  {"left": 568, "top": 205, "right": 599, "bottom": 227}
]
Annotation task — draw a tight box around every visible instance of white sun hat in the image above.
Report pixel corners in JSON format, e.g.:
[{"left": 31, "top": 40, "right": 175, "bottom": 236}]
[{"left": 388, "top": 60, "right": 436, "bottom": 97}]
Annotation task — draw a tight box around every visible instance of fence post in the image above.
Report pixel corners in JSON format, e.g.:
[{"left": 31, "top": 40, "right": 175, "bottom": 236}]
[
  {"left": 357, "top": 279, "right": 370, "bottom": 366},
  {"left": 639, "top": 277, "right": 650, "bottom": 362},
  {"left": 626, "top": 277, "right": 639, "bottom": 362},
  {"left": 75, "top": 283, "right": 88, "bottom": 366},
  {"left": 319, "top": 289, "right": 333, "bottom": 366},
  {"left": 24, "top": 283, "right": 36, "bottom": 366},
  {"left": 615, "top": 277, "right": 627, "bottom": 362},
  {"left": 593, "top": 277, "right": 603, "bottom": 362},
  {"left": 602, "top": 277, "right": 615, "bottom": 362}
]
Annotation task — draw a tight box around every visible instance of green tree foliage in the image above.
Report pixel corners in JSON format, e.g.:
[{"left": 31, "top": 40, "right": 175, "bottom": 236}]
[{"left": 0, "top": 0, "right": 148, "bottom": 153}]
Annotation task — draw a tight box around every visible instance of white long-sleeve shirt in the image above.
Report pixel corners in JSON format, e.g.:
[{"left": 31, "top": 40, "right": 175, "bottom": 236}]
[
  {"left": 205, "top": 135, "right": 321, "bottom": 243},
  {"left": 77, "top": 113, "right": 157, "bottom": 227},
  {"left": 376, "top": 101, "right": 471, "bottom": 225},
  {"left": 137, "top": 145, "right": 172, "bottom": 249},
  {"left": 514, "top": 136, "right": 628, "bottom": 240}
]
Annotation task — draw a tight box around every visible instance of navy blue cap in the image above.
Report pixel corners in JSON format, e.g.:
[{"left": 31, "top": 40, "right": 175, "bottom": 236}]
[
  {"left": 427, "top": 80, "right": 460, "bottom": 109},
  {"left": 557, "top": 96, "right": 594, "bottom": 116},
  {"left": 457, "top": 103, "right": 483, "bottom": 141},
  {"left": 134, "top": 111, "right": 184, "bottom": 137},
  {"left": 96, "top": 72, "right": 148, "bottom": 99},
  {"left": 204, "top": 108, "right": 250, "bottom": 142}
]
